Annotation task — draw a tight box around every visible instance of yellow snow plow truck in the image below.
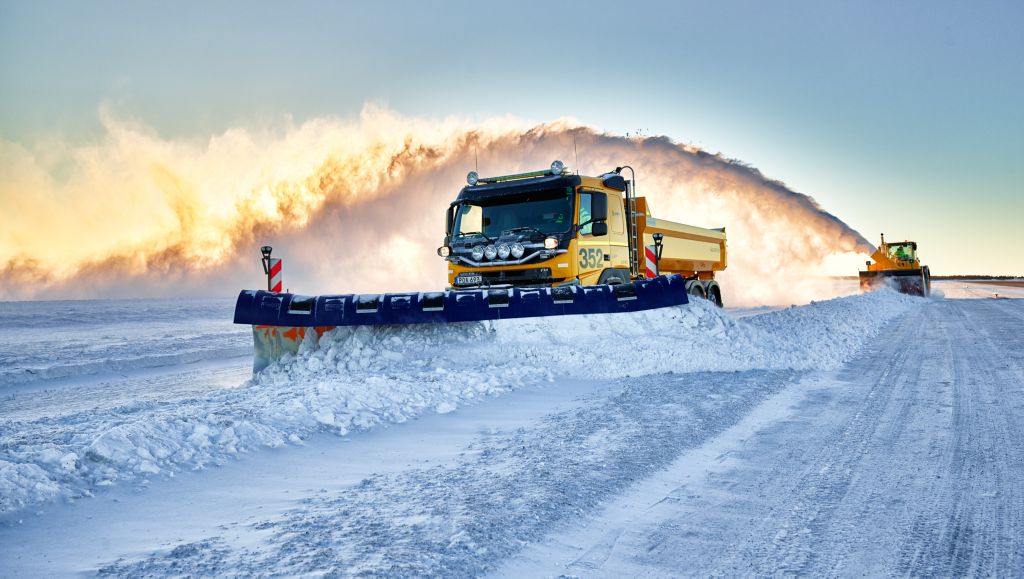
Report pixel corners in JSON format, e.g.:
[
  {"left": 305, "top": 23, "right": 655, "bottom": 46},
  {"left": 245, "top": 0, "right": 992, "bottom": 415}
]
[
  {"left": 235, "top": 161, "right": 728, "bottom": 372},
  {"left": 438, "top": 161, "right": 728, "bottom": 304},
  {"left": 859, "top": 233, "right": 931, "bottom": 297}
]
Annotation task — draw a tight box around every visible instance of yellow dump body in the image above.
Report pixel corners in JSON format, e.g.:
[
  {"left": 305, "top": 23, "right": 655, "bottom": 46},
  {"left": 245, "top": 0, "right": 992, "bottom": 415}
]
[{"left": 635, "top": 197, "right": 727, "bottom": 279}]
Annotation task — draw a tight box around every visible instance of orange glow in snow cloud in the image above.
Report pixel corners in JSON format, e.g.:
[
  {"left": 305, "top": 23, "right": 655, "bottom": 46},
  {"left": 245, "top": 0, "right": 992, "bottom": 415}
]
[{"left": 0, "top": 105, "right": 872, "bottom": 306}]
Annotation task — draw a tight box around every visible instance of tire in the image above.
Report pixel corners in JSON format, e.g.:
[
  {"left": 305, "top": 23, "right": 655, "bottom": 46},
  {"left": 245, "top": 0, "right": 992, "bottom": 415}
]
[
  {"left": 707, "top": 286, "right": 723, "bottom": 307},
  {"left": 687, "top": 281, "right": 705, "bottom": 300},
  {"left": 598, "top": 268, "right": 630, "bottom": 285}
]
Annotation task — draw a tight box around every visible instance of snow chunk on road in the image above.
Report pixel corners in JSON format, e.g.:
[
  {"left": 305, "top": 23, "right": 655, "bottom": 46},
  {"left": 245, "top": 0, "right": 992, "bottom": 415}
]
[{"left": 0, "top": 290, "right": 918, "bottom": 516}]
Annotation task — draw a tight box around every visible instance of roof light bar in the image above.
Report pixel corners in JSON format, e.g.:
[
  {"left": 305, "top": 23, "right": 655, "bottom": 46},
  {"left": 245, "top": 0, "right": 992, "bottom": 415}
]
[{"left": 467, "top": 160, "right": 570, "bottom": 185}]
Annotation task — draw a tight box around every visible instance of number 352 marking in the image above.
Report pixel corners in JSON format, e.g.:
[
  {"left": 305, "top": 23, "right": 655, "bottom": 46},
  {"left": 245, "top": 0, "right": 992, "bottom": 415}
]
[{"left": 578, "top": 248, "right": 603, "bottom": 269}]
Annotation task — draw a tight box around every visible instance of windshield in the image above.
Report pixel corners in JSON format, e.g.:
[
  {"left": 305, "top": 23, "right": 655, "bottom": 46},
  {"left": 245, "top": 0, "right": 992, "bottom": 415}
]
[
  {"left": 453, "top": 188, "right": 573, "bottom": 238},
  {"left": 888, "top": 243, "right": 915, "bottom": 260}
]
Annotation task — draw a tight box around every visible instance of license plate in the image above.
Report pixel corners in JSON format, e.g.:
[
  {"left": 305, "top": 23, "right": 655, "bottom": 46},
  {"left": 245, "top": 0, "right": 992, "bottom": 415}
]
[{"left": 456, "top": 274, "right": 482, "bottom": 286}]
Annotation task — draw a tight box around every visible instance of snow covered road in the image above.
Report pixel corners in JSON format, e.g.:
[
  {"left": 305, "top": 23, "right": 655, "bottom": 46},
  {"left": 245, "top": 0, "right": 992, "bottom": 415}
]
[
  {"left": 1, "top": 287, "right": 1022, "bottom": 576},
  {"left": 501, "top": 295, "right": 1024, "bottom": 576}
]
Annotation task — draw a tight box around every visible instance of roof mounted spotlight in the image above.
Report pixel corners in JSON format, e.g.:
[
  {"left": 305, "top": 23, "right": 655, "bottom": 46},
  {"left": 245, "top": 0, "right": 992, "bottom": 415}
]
[
  {"left": 550, "top": 160, "right": 566, "bottom": 175},
  {"left": 467, "top": 171, "right": 479, "bottom": 185},
  {"left": 652, "top": 233, "right": 664, "bottom": 274},
  {"left": 260, "top": 245, "right": 273, "bottom": 275}
]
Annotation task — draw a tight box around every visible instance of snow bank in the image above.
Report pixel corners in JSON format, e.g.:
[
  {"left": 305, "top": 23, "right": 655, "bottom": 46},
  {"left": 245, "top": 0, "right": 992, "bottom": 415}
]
[
  {"left": 257, "top": 286, "right": 918, "bottom": 389},
  {"left": 0, "top": 290, "right": 919, "bottom": 516}
]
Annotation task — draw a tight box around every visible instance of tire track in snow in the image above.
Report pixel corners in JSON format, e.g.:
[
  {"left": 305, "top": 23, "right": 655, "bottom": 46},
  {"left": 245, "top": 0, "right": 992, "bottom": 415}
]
[
  {"left": 95, "top": 370, "right": 803, "bottom": 576},
  {"left": 896, "top": 299, "right": 1024, "bottom": 576},
  {"left": 699, "top": 306, "right": 929, "bottom": 575},
  {"left": 664, "top": 299, "right": 1024, "bottom": 576},
  {"left": 499, "top": 298, "right": 1024, "bottom": 576}
]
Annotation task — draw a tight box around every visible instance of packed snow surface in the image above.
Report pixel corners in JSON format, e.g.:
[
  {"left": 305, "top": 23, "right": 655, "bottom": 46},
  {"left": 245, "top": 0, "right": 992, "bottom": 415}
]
[
  {"left": 0, "top": 290, "right": 918, "bottom": 516},
  {"left": 0, "top": 297, "right": 246, "bottom": 388},
  {"left": 3, "top": 283, "right": 1022, "bottom": 576}
]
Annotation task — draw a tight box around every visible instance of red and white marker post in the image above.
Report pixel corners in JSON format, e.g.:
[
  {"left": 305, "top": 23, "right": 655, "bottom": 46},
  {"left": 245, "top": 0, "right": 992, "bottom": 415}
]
[
  {"left": 645, "top": 245, "right": 658, "bottom": 278},
  {"left": 260, "top": 245, "right": 283, "bottom": 293},
  {"left": 268, "top": 258, "right": 282, "bottom": 292}
]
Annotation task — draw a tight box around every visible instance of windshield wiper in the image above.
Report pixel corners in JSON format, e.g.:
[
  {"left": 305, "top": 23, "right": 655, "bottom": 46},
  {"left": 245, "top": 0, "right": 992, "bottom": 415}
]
[
  {"left": 503, "top": 226, "right": 549, "bottom": 238},
  {"left": 457, "top": 231, "right": 496, "bottom": 243}
]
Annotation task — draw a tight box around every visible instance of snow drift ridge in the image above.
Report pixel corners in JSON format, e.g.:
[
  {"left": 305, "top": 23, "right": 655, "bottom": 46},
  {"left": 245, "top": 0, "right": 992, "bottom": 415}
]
[{"left": 0, "top": 290, "right": 918, "bottom": 516}]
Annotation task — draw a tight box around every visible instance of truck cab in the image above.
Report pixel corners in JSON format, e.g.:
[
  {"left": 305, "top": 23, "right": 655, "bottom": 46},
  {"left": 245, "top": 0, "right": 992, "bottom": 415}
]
[
  {"left": 438, "top": 161, "right": 631, "bottom": 289},
  {"left": 438, "top": 160, "right": 727, "bottom": 304}
]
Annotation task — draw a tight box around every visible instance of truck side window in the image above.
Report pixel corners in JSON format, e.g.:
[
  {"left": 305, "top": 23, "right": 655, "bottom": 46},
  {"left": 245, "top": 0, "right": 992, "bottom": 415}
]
[{"left": 578, "top": 192, "right": 593, "bottom": 236}]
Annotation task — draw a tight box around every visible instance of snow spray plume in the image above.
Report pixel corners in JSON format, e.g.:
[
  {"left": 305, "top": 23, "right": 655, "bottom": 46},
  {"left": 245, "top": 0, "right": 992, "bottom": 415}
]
[{"left": 0, "top": 105, "right": 871, "bottom": 305}]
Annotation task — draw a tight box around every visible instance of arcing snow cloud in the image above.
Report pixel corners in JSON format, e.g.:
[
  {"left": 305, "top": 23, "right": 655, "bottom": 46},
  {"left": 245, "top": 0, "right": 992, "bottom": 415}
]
[{"left": 0, "top": 105, "right": 872, "bottom": 305}]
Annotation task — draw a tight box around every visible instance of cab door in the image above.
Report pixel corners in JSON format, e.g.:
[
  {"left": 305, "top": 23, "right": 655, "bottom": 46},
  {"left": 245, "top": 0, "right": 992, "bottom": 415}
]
[
  {"left": 576, "top": 190, "right": 611, "bottom": 285},
  {"left": 606, "top": 192, "right": 630, "bottom": 274}
]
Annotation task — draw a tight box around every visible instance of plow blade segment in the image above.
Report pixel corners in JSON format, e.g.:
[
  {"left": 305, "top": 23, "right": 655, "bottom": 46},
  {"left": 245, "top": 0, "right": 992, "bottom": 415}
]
[{"left": 233, "top": 274, "right": 690, "bottom": 328}]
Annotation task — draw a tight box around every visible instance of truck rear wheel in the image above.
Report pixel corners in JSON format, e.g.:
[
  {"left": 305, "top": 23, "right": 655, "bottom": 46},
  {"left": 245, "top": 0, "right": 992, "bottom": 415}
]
[
  {"left": 706, "top": 285, "right": 723, "bottom": 308},
  {"left": 686, "top": 282, "right": 706, "bottom": 300}
]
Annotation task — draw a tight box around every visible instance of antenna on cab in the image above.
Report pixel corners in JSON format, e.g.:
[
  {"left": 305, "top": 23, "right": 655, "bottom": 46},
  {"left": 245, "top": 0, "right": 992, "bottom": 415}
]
[{"left": 573, "top": 133, "right": 579, "bottom": 174}]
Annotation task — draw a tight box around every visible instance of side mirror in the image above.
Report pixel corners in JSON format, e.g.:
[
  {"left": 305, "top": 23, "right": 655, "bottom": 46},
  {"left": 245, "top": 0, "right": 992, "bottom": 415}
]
[
  {"left": 446, "top": 207, "right": 454, "bottom": 235},
  {"left": 591, "top": 222, "right": 608, "bottom": 237},
  {"left": 591, "top": 193, "right": 608, "bottom": 222}
]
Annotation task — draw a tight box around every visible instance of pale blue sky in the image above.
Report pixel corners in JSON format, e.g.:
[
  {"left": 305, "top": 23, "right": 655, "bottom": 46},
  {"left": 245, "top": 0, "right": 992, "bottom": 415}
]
[{"left": 2, "top": 0, "right": 1022, "bottom": 274}]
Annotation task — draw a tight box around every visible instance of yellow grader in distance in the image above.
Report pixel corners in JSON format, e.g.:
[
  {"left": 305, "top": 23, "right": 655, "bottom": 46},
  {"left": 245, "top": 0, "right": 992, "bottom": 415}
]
[{"left": 859, "top": 233, "right": 931, "bottom": 297}]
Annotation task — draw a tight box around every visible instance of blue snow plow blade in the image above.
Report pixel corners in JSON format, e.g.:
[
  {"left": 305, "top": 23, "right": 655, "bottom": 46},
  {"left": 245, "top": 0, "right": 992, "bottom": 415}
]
[
  {"left": 234, "top": 275, "right": 689, "bottom": 328},
  {"left": 234, "top": 275, "right": 689, "bottom": 372}
]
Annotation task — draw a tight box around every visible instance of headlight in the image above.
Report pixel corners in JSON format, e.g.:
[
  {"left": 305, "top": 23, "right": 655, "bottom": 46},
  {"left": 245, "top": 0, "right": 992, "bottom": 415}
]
[
  {"left": 471, "top": 246, "right": 485, "bottom": 261},
  {"left": 497, "top": 244, "right": 510, "bottom": 260},
  {"left": 467, "top": 171, "right": 479, "bottom": 185},
  {"left": 544, "top": 236, "right": 559, "bottom": 249},
  {"left": 484, "top": 245, "right": 498, "bottom": 260},
  {"left": 550, "top": 160, "right": 565, "bottom": 175},
  {"left": 437, "top": 246, "right": 451, "bottom": 257},
  {"left": 510, "top": 242, "right": 525, "bottom": 259}
]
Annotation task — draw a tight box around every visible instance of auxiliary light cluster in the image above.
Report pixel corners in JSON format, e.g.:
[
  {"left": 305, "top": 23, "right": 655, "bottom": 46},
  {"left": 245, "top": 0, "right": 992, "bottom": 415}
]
[{"left": 454, "top": 241, "right": 532, "bottom": 262}]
